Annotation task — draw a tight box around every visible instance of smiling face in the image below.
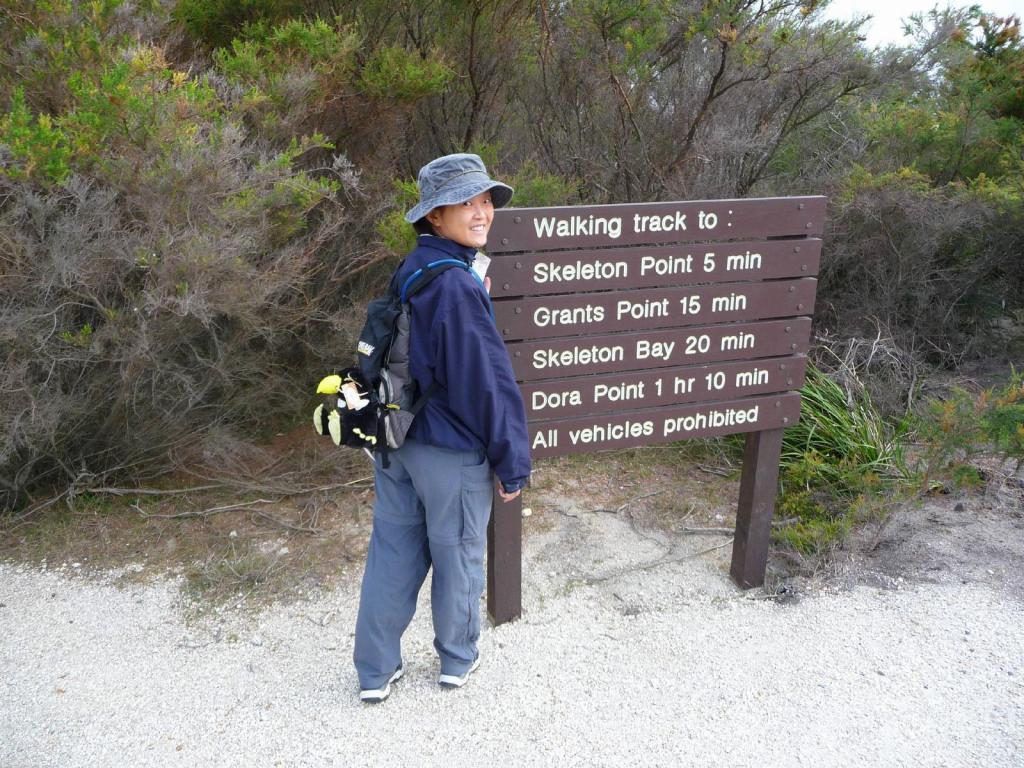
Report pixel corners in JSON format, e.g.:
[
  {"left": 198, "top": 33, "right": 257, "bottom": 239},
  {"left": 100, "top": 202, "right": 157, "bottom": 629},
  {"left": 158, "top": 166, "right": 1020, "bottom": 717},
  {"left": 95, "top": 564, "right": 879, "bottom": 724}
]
[{"left": 425, "top": 190, "right": 494, "bottom": 248}]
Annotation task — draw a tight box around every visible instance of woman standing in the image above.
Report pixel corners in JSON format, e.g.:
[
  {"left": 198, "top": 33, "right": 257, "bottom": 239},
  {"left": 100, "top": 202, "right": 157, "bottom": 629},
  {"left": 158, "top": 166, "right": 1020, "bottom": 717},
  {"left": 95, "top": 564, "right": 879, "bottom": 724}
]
[{"left": 353, "top": 153, "right": 531, "bottom": 703}]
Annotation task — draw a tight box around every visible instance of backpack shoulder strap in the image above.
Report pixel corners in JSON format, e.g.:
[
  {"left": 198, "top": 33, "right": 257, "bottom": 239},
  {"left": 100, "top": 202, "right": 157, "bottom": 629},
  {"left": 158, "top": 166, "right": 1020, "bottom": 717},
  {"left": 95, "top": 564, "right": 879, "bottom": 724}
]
[
  {"left": 394, "top": 259, "right": 470, "bottom": 417},
  {"left": 408, "top": 380, "right": 439, "bottom": 416},
  {"left": 400, "top": 259, "right": 470, "bottom": 303},
  {"left": 385, "top": 258, "right": 407, "bottom": 294}
]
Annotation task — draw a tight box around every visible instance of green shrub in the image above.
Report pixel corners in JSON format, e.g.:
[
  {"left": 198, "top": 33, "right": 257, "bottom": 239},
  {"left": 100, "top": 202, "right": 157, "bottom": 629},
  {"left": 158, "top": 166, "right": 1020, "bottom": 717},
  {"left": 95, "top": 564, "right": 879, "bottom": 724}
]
[
  {"left": 214, "top": 17, "right": 358, "bottom": 85},
  {"left": 0, "top": 88, "right": 72, "bottom": 183},
  {"left": 947, "top": 462, "right": 986, "bottom": 490},
  {"left": 774, "top": 363, "right": 909, "bottom": 557},
  {"left": 916, "top": 367, "right": 1024, "bottom": 493},
  {"left": 775, "top": 489, "right": 851, "bottom": 557},
  {"left": 981, "top": 370, "right": 1024, "bottom": 456},
  {"left": 1, "top": 45, "right": 224, "bottom": 187},
  {"left": 375, "top": 178, "right": 421, "bottom": 257},
  {"left": 211, "top": 17, "right": 370, "bottom": 146},
  {"left": 63, "top": 55, "right": 220, "bottom": 175},
  {"left": 505, "top": 162, "right": 575, "bottom": 207},
  {"left": 359, "top": 44, "right": 453, "bottom": 102},
  {"left": 173, "top": 0, "right": 305, "bottom": 48}
]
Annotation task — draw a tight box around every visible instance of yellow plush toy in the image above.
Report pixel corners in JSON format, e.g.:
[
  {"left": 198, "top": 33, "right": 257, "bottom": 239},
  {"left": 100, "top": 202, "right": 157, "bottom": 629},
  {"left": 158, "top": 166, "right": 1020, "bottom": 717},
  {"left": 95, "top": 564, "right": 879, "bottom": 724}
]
[
  {"left": 316, "top": 374, "right": 342, "bottom": 395},
  {"left": 312, "top": 371, "right": 376, "bottom": 449}
]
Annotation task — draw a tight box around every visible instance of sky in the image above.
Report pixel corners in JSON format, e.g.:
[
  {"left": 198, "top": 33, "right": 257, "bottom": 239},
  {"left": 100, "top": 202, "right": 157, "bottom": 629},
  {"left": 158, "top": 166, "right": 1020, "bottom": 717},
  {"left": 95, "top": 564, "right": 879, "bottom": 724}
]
[{"left": 820, "top": 0, "right": 1024, "bottom": 48}]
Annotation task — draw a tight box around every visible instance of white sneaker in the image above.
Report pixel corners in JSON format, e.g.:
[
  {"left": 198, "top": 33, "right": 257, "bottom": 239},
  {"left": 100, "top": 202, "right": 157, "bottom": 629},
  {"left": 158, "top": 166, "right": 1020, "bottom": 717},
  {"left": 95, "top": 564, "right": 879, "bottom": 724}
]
[
  {"left": 359, "top": 665, "right": 403, "bottom": 704},
  {"left": 438, "top": 656, "right": 480, "bottom": 689}
]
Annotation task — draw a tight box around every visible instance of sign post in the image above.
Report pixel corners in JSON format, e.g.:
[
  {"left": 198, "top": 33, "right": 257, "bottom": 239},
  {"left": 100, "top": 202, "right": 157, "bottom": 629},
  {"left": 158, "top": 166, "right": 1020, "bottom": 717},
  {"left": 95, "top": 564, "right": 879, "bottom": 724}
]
[
  {"left": 484, "top": 196, "right": 825, "bottom": 624},
  {"left": 731, "top": 427, "right": 785, "bottom": 588},
  {"left": 487, "top": 491, "right": 522, "bottom": 625}
]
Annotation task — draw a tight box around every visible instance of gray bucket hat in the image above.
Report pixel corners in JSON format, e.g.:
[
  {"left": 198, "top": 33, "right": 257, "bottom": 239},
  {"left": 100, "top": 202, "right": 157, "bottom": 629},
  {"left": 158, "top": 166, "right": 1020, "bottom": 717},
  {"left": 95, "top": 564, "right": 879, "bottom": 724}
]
[{"left": 404, "top": 153, "right": 514, "bottom": 224}]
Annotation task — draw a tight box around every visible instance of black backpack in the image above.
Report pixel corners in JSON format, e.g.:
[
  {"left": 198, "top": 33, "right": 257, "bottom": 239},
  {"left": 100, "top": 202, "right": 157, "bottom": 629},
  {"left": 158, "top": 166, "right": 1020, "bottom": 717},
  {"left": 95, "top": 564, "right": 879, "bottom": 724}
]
[{"left": 315, "top": 257, "right": 473, "bottom": 464}]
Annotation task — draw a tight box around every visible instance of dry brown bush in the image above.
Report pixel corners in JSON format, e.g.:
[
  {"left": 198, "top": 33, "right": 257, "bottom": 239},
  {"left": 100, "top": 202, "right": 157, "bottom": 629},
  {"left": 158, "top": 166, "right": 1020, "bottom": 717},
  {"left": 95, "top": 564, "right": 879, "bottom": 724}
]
[
  {"left": 0, "top": 137, "right": 368, "bottom": 513},
  {"left": 819, "top": 181, "right": 1022, "bottom": 369}
]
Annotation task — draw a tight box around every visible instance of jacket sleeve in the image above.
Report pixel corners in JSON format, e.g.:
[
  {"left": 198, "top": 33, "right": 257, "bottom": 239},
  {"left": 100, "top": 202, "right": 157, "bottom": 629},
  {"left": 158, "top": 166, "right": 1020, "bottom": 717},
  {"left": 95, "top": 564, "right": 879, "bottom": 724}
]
[{"left": 431, "top": 275, "right": 532, "bottom": 488}]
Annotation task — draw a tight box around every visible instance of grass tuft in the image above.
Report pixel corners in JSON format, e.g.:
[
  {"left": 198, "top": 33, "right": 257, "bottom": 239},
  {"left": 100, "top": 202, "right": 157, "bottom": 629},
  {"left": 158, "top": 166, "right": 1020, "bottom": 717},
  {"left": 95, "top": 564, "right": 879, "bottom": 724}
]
[
  {"left": 185, "top": 541, "right": 284, "bottom": 600},
  {"left": 776, "top": 363, "right": 909, "bottom": 558}
]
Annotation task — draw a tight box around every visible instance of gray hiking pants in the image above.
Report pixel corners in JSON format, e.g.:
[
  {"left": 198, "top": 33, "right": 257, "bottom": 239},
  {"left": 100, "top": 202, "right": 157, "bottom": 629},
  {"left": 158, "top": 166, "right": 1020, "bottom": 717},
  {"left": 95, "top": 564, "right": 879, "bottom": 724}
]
[{"left": 353, "top": 439, "right": 494, "bottom": 689}]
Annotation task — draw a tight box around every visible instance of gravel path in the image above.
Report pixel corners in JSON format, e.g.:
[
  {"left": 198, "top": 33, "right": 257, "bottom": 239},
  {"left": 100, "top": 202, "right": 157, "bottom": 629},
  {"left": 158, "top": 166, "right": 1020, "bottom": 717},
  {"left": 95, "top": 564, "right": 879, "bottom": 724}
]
[{"left": 3, "top": 509, "right": 1023, "bottom": 768}]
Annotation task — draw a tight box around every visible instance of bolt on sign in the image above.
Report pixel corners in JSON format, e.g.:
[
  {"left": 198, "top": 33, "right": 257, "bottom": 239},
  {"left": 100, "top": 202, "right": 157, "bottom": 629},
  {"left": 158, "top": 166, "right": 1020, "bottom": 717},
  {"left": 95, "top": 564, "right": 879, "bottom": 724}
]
[{"left": 482, "top": 196, "right": 826, "bottom": 626}]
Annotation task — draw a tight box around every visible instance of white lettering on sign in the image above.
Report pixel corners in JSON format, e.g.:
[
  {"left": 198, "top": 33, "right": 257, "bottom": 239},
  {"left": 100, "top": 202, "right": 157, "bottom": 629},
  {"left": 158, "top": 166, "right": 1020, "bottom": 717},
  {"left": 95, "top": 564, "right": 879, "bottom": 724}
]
[
  {"left": 698, "top": 211, "right": 718, "bottom": 229},
  {"left": 725, "top": 251, "right": 762, "bottom": 270},
  {"left": 663, "top": 406, "right": 759, "bottom": 437},
  {"left": 533, "top": 304, "right": 605, "bottom": 327},
  {"left": 674, "top": 376, "right": 695, "bottom": 394},
  {"left": 534, "top": 215, "right": 623, "bottom": 240},
  {"left": 568, "top": 419, "right": 655, "bottom": 445},
  {"left": 593, "top": 381, "right": 645, "bottom": 403},
  {"left": 532, "top": 389, "right": 583, "bottom": 410},
  {"left": 525, "top": 209, "right": 734, "bottom": 243},
  {"left": 711, "top": 293, "right": 748, "bottom": 312},
  {"left": 533, "top": 259, "right": 628, "bottom": 284},
  {"left": 735, "top": 367, "right": 769, "bottom": 387},
  {"left": 685, "top": 335, "right": 711, "bottom": 354},
  {"left": 616, "top": 298, "right": 669, "bottom": 321},
  {"left": 532, "top": 428, "right": 558, "bottom": 450},
  {"left": 532, "top": 344, "right": 625, "bottom": 370},
  {"left": 636, "top": 340, "right": 675, "bottom": 361},
  {"left": 633, "top": 211, "right": 687, "bottom": 234},
  {"left": 720, "top": 332, "right": 755, "bottom": 351},
  {"left": 640, "top": 253, "right": 692, "bottom": 276}
]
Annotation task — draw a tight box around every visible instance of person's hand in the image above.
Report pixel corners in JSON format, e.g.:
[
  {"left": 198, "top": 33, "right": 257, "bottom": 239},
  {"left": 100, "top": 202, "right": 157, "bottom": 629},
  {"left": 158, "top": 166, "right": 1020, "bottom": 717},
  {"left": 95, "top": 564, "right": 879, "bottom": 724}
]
[
  {"left": 498, "top": 485, "right": 521, "bottom": 503},
  {"left": 484, "top": 275, "right": 492, "bottom": 294}
]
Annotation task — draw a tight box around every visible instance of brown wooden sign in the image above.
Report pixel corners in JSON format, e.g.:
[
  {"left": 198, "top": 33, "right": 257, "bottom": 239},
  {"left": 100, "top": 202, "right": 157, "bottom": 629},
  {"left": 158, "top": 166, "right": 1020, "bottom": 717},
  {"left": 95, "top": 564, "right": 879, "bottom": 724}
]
[
  {"left": 523, "top": 356, "right": 808, "bottom": 421},
  {"left": 488, "top": 238, "right": 821, "bottom": 298},
  {"left": 488, "top": 196, "right": 826, "bottom": 252},
  {"left": 484, "top": 195, "right": 826, "bottom": 627},
  {"left": 508, "top": 317, "right": 812, "bottom": 381},
  {"left": 528, "top": 393, "right": 802, "bottom": 457},
  {"left": 494, "top": 279, "right": 817, "bottom": 340}
]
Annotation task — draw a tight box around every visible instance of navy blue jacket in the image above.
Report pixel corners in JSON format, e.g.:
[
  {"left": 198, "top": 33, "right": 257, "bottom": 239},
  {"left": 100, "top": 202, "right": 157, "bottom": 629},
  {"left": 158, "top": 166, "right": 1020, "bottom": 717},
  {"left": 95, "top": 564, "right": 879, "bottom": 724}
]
[{"left": 397, "top": 235, "right": 531, "bottom": 490}]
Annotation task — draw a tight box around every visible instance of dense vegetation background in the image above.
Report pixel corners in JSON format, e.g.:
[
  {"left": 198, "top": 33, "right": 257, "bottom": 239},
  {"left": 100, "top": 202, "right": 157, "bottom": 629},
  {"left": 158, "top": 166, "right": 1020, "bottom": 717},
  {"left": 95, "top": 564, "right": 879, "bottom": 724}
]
[{"left": 2, "top": 0, "right": 1022, "bottom": 513}]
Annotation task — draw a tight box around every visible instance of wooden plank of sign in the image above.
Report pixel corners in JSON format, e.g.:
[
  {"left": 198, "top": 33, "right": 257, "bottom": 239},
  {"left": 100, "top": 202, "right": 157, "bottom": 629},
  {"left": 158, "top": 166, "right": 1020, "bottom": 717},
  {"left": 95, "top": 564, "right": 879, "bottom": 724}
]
[
  {"left": 487, "top": 239, "right": 821, "bottom": 298},
  {"left": 508, "top": 317, "right": 812, "bottom": 382},
  {"left": 494, "top": 278, "right": 816, "bottom": 341},
  {"left": 488, "top": 196, "right": 826, "bottom": 253},
  {"left": 528, "top": 392, "right": 802, "bottom": 458},
  {"left": 523, "top": 356, "right": 808, "bottom": 421}
]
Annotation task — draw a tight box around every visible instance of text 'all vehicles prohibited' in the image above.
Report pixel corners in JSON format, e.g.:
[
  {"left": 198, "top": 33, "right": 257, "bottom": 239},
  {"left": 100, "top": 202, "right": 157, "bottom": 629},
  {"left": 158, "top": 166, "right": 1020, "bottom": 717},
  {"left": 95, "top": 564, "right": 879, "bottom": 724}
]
[{"left": 528, "top": 393, "right": 803, "bottom": 456}]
